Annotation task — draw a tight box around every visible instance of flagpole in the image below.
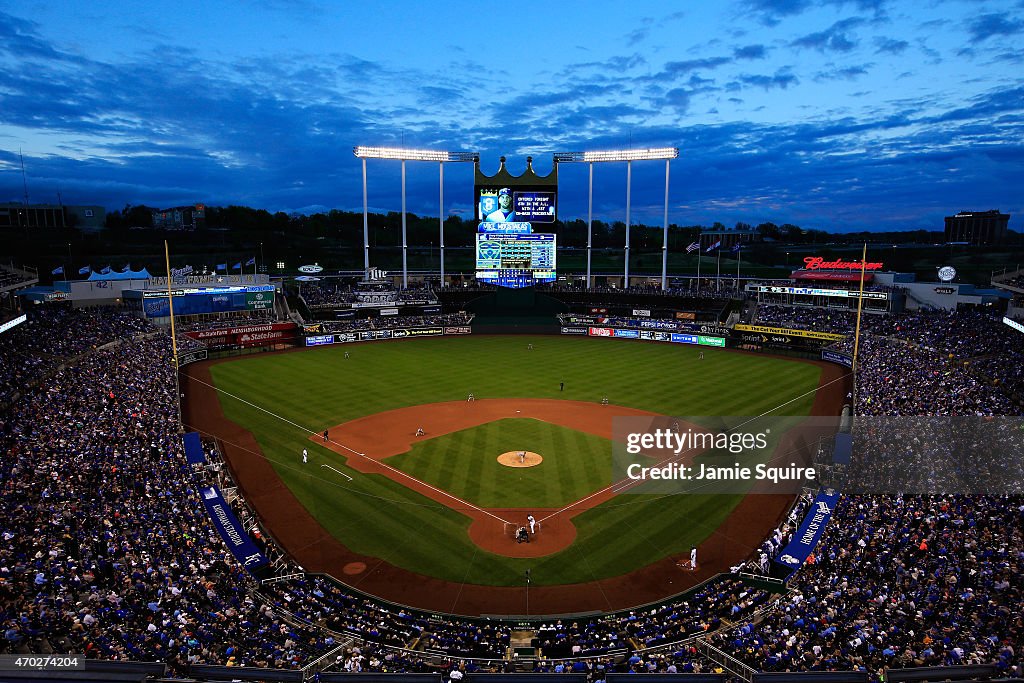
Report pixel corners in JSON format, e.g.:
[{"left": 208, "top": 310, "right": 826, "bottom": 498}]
[
  {"left": 164, "top": 240, "right": 182, "bottom": 428},
  {"left": 851, "top": 242, "right": 868, "bottom": 413},
  {"left": 716, "top": 248, "right": 721, "bottom": 292},
  {"left": 736, "top": 245, "right": 741, "bottom": 291},
  {"left": 696, "top": 237, "right": 701, "bottom": 291}
]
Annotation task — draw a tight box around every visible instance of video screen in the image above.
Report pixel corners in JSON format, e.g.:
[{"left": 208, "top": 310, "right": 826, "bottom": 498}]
[
  {"left": 478, "top": 187, "right": 557, "bottom": 224},
  {"left": 476, "top": 233, "right": 556, "bottom": 288}
]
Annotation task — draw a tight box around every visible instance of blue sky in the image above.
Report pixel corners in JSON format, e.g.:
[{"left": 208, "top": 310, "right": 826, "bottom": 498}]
[{"left": 1, "top": 0, "right": 1022, "bottom": 231}]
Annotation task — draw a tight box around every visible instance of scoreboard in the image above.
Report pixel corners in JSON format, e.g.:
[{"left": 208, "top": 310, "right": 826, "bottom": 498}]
[{"left": 476, "top": 233, "right": 556, "bottom": 288}]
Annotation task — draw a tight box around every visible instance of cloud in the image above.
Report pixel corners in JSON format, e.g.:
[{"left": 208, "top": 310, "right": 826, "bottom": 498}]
[
  {"left": 732, "top": 70, "right": 799, "bottom": 90},
  {"left": 626, "top": 17, "right": 654, "bottom": 46},
  {"left": 873, "top": 36, "right": 908, "bottom": 54},
  {"left": 740, "top": 0, "right": 885, "bottom": 27},
  {"left": 968, "top": 12, "right": 1024, "bottom": 42},
  {"left": 792, "top": 17, "right": 865, "bottom": 52},
  {"left": 733, "top": 44, "right": 768, "bottom": 60},
  {"left": 814, "top": 64, "right": 872, "bottom": 81}
]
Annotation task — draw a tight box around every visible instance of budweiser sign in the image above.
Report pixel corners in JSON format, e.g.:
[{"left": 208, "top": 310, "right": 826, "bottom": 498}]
[{"left": 803, "top": 256, "right": 884, "bottom": 271}]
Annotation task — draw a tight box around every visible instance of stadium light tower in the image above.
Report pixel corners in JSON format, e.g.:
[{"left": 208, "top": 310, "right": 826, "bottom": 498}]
[
  {"left": 354, "top": 146, "right": 476, "bottom": 288},
  {"left": 554, "top": 147, "right": 678, "bottom": 289}
]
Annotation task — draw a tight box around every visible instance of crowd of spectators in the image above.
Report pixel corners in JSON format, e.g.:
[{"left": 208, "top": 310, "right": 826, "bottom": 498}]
[
  {"left": 995, "top": 274, "right": 1024, "bottom": 291},
  {"left": 299, "top": 284, "right": 438, "bottom": 309},
  {"left": 0, "top": 306, "right": 154, "bottom": 405},
  {"left": 175, "top": 312, "right": 277, "bottom": 333},
  {"left": 754, "top": 305, "right": 857, "bottom": 332},
  {"left": 2, "top": 300, "right": 1023, "bottom": 680},
  {"left": 861, "top": 308, "right": 1018, "bottom": 358},
  {"left": 0, "top": 265, "right": 36, "bottom": 289},
  {"left": 713, "top": 494, "right": 1023, "bottom": 676},
  {"left": 313, "top": 312, "right": 472, "bottom": 334},
  {"left": 0, "top": 322, "right": 328, "bottom": 674},
  {"left": 846, "top": 336, "right": 1013, "bottom": 416},
  {"left": 556, "top": 313, "right": 689, "bottom": 331}
]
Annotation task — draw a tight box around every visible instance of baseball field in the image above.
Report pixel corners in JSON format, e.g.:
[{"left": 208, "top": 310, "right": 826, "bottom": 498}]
[{"left": 185, "top": 335, "right": 844, "bottom": 615}]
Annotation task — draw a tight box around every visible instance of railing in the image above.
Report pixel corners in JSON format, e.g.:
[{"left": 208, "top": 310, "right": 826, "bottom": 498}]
[
  {"left": 302, "top": 639, "right": 355, "bottom": 679},
  {"left": 694, "top": 639, "right": 757, "bottom": 682}
]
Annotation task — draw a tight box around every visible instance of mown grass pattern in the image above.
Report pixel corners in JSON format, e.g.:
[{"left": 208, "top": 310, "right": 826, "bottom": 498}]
[{"left": 208, "top": 335, "right": 821, "bottom": 586}]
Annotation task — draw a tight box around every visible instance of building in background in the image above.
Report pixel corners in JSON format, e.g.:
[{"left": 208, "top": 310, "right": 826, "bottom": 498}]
[
  {"left": 944, "top": 210, "right": 1009, "bottom": 246},
  {"left": 152, "top": 204, "right": 206, "bottom": 230},
  {"left": 0, "top": 203, "right": 105, "bottom": 233}
]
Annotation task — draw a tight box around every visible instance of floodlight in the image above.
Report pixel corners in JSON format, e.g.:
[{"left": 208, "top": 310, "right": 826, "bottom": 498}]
[
  {"left": 554, "top": 147, "right": 678, "bottom": 163},
  {"left": 553, "top": 146, "right": 679, "bottom": 289},
  {"left": 355, "top": 145, "right": 476, "bottom": 289},
  {"left": 353, "top": 146, "right": 475, "bottom": 162}
]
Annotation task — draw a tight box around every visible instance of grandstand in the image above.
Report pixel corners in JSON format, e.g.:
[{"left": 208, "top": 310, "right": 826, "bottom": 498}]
[{"left": 0, "top": 279, "right": 1022, "bottom": 682}]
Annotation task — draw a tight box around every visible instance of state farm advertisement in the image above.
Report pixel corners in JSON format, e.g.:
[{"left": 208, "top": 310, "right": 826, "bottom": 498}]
[{"left": 184, "top": 322, "right": 298, "bottom": 348}]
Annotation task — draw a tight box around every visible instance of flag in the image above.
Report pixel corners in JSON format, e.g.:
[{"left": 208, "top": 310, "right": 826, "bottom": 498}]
[
  {"left": 232, "top": 262, "right": 241, "bottom": 270},
  {"left": 100, "top": 266, "right": 112, "bottom": 274},
  {"left": 705, "top": 240, "right": 721, "bottom": 253},
  {"left": 245, "top": 257, "right": 256, "bottom": 266},
  {"left": 51, "top": 266, "right": 64, "bottom": 276},
  {"left": 685, "top": 241, "right": 700, "bottom": 253},
  {"left": 78, "top": 266, "right": 91, "bottom": 275},
  {"left": 216, "top": 263, "right": 227, "bottom": 271},
  {"left": 121, "top": 265, "right": 131, "bottom": 272},
  {"left": 730, "top": 242, "right": 744, "bottom": 253}
]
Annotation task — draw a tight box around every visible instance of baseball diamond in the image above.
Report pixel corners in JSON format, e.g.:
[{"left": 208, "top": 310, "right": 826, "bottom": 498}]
[{"left": 184, "top": 334, "right": 845, "bottom": 615}]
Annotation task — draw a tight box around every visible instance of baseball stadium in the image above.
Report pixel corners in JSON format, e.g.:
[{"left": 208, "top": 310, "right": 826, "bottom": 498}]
[{"left": 2, "top": 142, "right": 1023, "bottom": 683}]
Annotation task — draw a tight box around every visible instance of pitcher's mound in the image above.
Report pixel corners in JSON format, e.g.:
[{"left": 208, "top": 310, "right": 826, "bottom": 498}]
[{"left": 498, "top": 451, "right": 543, "bottom": 467}]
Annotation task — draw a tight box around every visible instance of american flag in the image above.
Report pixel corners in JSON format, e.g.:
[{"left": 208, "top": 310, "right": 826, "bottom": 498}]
[{"left": 685, "top": 241, "right": 700, "bottom": 253}]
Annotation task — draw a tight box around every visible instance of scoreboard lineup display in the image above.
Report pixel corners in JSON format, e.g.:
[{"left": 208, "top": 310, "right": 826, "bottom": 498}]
[
  {"left": 473, "top": 163, "right": 558, "bottom": 288},
  {"left": 476, "top": 233, "right": 556, "bottom": 287}
]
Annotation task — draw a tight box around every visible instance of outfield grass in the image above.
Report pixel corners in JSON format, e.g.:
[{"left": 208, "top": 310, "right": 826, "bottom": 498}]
[{"left": 208, "top": 335, "right": 823, "bottom": 586}]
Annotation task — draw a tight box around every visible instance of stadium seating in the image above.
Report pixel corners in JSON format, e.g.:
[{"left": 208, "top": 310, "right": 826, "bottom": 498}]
[{"left": 1, "top": 303, "right": 1021, "bottom": 680}]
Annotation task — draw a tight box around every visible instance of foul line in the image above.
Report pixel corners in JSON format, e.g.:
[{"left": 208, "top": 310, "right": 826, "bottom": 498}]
[
  {"left": 321, "top": 464, "right": 353, "bottom": 481},
  {"left": 183, "top": 373, "right": 513, "bottom": 526},
  {"left": 537, "top": 370, "right": 851, "bottom": 525}
]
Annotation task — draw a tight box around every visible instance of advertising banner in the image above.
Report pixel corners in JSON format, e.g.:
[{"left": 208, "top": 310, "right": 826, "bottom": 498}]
[
  {"left": 1004, "top": 317, "right": 1024, "bottom": 334},
  {"left": 380, "top": 308, "right": 399, "bottom": 316},
  {"left": 185, "top": 323, "right": 297, "bottom": 347},
  {"left": 359, "top": 330, "right": 394, "bottom": 341},
  {"left": 613, "top": 329, "right": 639, "bottom": 339},
  {"left": 670, "top": 333, "right": 699, "bottom": 345},
  {"left": 675, "top": 311, "right": 696, "bottom": 320},
  {"left": 391, "top": 328, "right": 443, "bottom": 339},
  {"left": 697, "top": 335, "right": 726, "bottom": 347},
  {"left": 588, "top": 327, "right": 614, "bottom": 337},
  {"left": 245, "top": 291, "right": 273, "bottom": 310},
  {"left": 821, "top": 349, "right": 854, "bottom": 368},
  {"left": 632, "top": 309, "right": 651, "bottom": 317},
  {"left": 199, "top": 486, "right": 268, "bottom": 573},
  {"left": 773, "top": 488, "right": 841, "bottom": 577},
  {"left": 561, "top": 327, "right": 588, "bottom": 335},
  {"left": 186, "top": 323, "right": 296, "bottom": 340},
  {"left": 182, "top": 432, "right": 206, "bottom": 465},
  {"left": 734, "top": 323, "right": 846, "bottom": 342},
  {"left": 0, "top": 314, "right": 27, "bottom": 335},
  {"left": 235, "top": 329, "right": 296, "bottom": 346},
  {"left": 178, "top": 348, "right": 208, "bottom": 366},
  {"left": 444, "top": 326, "right": 472, "bottom": 335},
  {"left": 305, "top": 335, "right": 334, "bottom": 346},
  {"left": 639, "top": 330, "right": 672, "bottom": 342}
]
